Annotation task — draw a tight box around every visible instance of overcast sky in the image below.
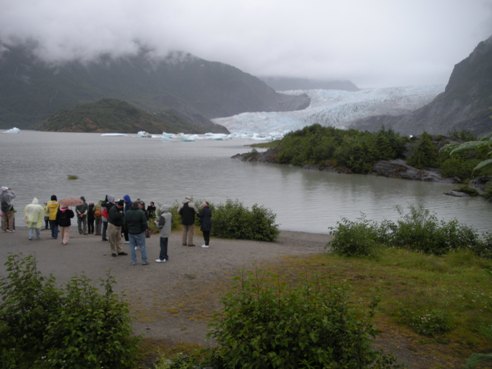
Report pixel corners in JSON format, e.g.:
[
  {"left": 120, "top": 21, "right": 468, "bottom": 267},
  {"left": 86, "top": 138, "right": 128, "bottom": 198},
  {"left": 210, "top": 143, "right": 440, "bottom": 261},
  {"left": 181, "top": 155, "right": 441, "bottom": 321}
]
[{"left": 1, "top": 0, "right": 491, "bottom": 88}]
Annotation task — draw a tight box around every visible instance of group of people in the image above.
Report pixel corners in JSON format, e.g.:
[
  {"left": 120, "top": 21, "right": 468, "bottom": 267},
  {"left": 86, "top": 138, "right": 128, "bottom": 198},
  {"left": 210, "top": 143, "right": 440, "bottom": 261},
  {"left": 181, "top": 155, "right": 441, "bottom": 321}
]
[{"left": 1, "top": 187, "right": 212, "bottom": 266}]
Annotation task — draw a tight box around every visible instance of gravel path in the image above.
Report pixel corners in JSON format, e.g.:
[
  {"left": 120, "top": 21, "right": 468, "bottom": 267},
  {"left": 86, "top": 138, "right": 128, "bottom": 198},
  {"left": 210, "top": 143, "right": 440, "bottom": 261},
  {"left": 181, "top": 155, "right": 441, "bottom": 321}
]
[{"left": 0, "top": 227, "right": 329, "bottom": 345}]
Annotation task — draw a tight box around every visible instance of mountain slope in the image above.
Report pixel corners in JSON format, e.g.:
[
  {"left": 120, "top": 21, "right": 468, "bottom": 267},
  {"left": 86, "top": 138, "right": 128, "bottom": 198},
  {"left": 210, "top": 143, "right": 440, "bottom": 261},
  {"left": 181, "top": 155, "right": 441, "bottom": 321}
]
[
  {"left": 0, "top": 45, "right": 309, "bottom": 129},
  {"left": 261, "top": 76, "right": 359, "bottom": 91},
  {"left": 37, "top": 98, "right": 229, "bottom": 134},
  {"left": 350, "top": 36, "right": 492, "bottom": 136}
]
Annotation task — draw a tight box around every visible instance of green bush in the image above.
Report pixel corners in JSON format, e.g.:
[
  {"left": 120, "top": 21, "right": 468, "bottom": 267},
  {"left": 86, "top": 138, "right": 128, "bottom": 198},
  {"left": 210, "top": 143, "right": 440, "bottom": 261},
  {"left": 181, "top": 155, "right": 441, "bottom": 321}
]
[
  {"left": 0, "top": 255, "right": 61, "bottom": 368},
  {"left": 439, "top": 157, "right": 480, "bottom": 180},
  {"left": 0, "top": 255, "right": 138, "bottom": 369},
  {"left": 390, "top": 206, "right": 481, "bottom": 255},
  {"left": 398, "top": 308, "right": 453, "bottom": 337},
  {"left": 328, "top": 206, "right": 488, "bottom": 258},
  {"left": 211, "top": 200, "right": 279, "bottom": 242},
  {"left": 329, "top": 216, "right": 384, "bottom": 257},
  {"left": 209, "top": 274, "right": 400, "bottom": 369}
]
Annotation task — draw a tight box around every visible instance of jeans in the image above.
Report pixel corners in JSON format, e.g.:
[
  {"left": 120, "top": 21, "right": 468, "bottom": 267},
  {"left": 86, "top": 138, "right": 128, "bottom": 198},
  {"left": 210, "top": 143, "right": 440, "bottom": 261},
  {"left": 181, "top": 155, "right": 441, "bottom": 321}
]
[
  {"left": 102, "top": 220, "right": 108, "bottom": 240},
  {"left": 28, "top": 227, "right": 40, "bottom": 240},
  {"left": 49, "top": 220, "right": 59, "bottom": 239},
  {"left": 159, "top": 237, "right": 168, "bottom": 260},
  {"left": 129, "top": 232, "right": 148, "bottom": 265},
  {"left": 202, "top": 230, "right": 210, "bottom": 246},
  {"left": 77, "top": 216, "right": 87, "bottom": 234}
]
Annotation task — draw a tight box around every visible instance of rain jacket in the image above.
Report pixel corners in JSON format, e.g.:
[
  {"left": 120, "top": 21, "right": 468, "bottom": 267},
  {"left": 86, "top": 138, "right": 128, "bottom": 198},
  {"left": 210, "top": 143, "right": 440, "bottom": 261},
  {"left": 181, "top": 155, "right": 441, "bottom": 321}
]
[
  {"left": 24, "top": 197, "right": 45, "bottom": 229},
  {"left": 46, "top": 200, "right": 59, "bottom": 221},
  {"left": 157, "top": 210, "right": 172, "bottom": 238},
  {"left": 0, "top": 187, "right": 15, "bottom": 212}
]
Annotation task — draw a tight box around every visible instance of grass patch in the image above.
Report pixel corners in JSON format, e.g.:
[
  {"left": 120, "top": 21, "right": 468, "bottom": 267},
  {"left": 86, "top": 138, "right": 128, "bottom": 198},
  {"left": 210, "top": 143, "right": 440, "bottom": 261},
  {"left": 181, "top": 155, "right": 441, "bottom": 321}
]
[{"left": 263, "top": 248, "right": 492, "bottom": 366}]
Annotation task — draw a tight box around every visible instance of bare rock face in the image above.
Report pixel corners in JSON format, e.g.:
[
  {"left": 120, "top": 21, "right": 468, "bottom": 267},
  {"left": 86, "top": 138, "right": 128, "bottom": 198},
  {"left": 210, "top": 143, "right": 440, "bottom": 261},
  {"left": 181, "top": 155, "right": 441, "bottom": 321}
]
[
  {"left": 351, "top": 36, "right": 492, "bottom": 136},
  {"left": 372, "top": 160, "right": 453, "bottom": 182}
]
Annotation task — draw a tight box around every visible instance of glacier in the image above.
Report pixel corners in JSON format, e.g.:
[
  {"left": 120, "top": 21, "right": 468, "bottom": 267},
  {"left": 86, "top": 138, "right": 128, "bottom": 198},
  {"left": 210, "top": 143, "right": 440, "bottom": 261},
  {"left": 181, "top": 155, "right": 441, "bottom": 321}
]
[{"left": 212, "top": 85, "right": 444, "bottom": 139}]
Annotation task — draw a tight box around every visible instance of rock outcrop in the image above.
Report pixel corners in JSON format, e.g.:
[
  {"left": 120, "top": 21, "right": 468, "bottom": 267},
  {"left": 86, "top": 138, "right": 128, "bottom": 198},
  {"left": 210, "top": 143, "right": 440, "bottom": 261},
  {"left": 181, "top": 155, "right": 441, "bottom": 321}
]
[{"left": 351, "top": 36, "right": 492, "bottom": 136}]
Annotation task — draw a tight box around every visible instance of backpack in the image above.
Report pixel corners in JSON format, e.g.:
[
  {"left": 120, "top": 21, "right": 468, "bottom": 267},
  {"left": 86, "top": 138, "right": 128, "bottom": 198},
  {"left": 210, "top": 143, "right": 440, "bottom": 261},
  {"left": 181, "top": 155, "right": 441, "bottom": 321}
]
[{"left": 1, "top": 201, "right": 11, "bottom": 213}]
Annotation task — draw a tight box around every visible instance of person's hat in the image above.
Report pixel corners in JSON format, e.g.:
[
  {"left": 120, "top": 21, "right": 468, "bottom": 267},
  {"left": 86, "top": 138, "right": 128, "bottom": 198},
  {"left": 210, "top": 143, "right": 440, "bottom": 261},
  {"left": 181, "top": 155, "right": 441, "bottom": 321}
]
[
  {"left": 160, "top": 204, "right": 170, "bottom": 212},
  {"left": 1, "top": 186, "right": 8, "bottom": 191},
  {"left": 185, "top": 196, "right": 193, "bottom": 202},
  {"left": 117, "top": 199, "right": 125, "bottom": 206}
]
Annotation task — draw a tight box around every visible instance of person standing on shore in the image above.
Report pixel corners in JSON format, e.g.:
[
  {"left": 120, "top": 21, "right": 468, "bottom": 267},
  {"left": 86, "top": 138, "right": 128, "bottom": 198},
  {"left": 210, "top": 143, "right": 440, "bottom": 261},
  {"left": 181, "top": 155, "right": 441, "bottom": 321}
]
[
  {"left": 178, "top": 196, "right": 198, "bottom": 246},
  {"left": 122, "top": 194, "right": 132, "bottom": 243},
  {"left": 1, "top": 186, "right": 16, "bottom": 232},
  {"left": 198, "top": 201, "right": 212, "bottom": 248},
  {"left": 24, "top": 197, "right": 44, "bottom": 240},
  {"left": 94, "top": 201, "right": 102, "bottom": 235},
  {"left": 75, "top": 196, "right": 88, "bottom": 235},
  {"left": 125, "top": 201, "right": 149, "bottom": 266},
  {"left": 155, "top": 205, "right": 172, "bottom": 263},
  {"left": 101, "top": 195, "right": 114, "bottom": 241},
  {"left": 43, "top": 202, "right": 50, "bottom": 230},
  {"left": 108, "top": 200, "right": 127, "bottom": 257},
  {"left": 46, "top": 195, "right": 59, "bottom": 239},
  {"left": 56, "top": 204, "right": 74, "bottom": 245},
  {"left": 87, "top": 202, "right": 95, "bottom": 234}
]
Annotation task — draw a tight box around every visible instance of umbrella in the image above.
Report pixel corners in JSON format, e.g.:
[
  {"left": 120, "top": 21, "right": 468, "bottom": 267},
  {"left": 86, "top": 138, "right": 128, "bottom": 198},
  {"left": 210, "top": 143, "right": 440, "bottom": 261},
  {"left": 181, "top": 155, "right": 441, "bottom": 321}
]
[{"left": 59, "top": 197, "right": 83, "bottom": 207}]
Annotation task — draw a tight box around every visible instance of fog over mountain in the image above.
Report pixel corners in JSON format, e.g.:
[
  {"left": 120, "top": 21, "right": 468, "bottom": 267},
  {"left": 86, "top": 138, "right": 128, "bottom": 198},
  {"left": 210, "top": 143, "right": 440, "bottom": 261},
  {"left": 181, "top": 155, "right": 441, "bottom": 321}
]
[
  {"left": 1, "top": 0, "right": 491, "bottom": 87},
  {"left": 0, "top": 45, "right": 308, "bottom": 130}
]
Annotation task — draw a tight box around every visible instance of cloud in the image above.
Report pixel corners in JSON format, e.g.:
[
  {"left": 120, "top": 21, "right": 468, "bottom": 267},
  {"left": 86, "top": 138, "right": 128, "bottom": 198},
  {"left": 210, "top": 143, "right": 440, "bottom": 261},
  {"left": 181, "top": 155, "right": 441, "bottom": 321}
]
[{"left": 1, "top": 0, "right": 491, "bottom": 87}]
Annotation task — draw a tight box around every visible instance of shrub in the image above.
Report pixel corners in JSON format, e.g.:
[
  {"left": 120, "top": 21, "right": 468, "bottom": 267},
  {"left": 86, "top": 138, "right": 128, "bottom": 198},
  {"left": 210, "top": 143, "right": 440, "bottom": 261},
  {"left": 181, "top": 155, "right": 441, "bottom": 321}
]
[
  {"left": 329, "top": 216, "right": 384, "bottom": 257},
  {"left": 209, "top": 274, "right": 400, "bottom": 369},
  {"left": 398, "top": 307, "right": 453, "bottom": 337},
  {"left": 0, "top": 255, "right": 61, "bottom": 368},
  {"left": 390, "top": 206, "right": 482, "bottom": 255},
  {"left": 211, "top": 200, "right": 279, "bottom": 242},
  {"left": 0, "top": 255, "right": 138, "bottom": 369}
]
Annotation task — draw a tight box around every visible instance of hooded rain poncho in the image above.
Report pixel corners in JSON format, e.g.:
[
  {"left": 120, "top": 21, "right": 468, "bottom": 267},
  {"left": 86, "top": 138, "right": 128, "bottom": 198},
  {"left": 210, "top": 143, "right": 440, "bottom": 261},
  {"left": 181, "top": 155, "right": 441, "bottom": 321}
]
[{"left": 24, "top": 197, "right": 45, "bottom": 229}]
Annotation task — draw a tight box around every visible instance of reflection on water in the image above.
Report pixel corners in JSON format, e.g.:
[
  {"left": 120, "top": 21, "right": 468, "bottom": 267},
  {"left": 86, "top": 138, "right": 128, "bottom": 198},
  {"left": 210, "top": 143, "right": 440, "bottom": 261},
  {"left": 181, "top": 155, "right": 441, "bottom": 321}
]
[{"left": 1, "top": 131, "right": 490, "bottom": 233}]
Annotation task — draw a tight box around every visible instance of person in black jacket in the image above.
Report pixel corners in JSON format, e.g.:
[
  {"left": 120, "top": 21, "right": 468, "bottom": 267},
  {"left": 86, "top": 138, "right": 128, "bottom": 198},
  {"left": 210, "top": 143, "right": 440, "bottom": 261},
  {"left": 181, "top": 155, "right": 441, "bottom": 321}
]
[
  {"left": 178, "top": 196, "right": 198, "bottom": 246},
  {"left": 108, "top": 200, "right": 127, "bottom": 257},
  {"left": 124, "top": 201, "right": 149, "bottom": 265},
  {"left": 198, "top": 201, "right": 212, "bottom": 248},
  {"left": 56, "top": 204, "right": 74, "bottom": 245}
]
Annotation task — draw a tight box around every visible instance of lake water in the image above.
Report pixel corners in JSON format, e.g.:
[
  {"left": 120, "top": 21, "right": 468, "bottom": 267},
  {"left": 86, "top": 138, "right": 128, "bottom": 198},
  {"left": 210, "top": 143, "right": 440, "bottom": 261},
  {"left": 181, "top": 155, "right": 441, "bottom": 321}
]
[{"left": 1, "top": 131, "right": 490, "bottom": 234}]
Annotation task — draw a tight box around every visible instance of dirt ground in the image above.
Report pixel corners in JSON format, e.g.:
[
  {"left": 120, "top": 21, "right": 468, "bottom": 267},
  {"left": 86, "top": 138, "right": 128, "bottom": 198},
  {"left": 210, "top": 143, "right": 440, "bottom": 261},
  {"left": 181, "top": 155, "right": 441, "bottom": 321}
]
[
  {"left": 0, "top": 227, "right": 464, "bottom": 368},
  {"left": 0, "top": 227, "right": 328, "bottom": 346}
]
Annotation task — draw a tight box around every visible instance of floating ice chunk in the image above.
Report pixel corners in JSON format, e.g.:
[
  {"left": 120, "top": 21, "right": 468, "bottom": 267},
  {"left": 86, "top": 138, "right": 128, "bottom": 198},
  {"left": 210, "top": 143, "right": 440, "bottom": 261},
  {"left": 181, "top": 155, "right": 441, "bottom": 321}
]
[
  {"left": 100, "top": 133, "right": 128, "bottom": 137},
  {"left": 4, "top": 127, "right": 20, "bottom": 134},
  {"left": 137, "top": 131, "right": 152, "bottom": 138}
]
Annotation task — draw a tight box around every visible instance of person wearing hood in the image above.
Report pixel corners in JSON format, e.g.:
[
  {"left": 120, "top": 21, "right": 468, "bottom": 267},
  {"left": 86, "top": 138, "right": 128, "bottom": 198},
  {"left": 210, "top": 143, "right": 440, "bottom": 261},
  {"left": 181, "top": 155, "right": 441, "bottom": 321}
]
[
  {"left": 198, "top": 201, "right": 212, "bottom": 248},
  {"left": 1, "top": 186, "right": 16, "bottom": 232},
  {"left": 46, "top": 195, "right": 59, "bottom": 239},
  {"left": 122, "top": 194, "right": 132, "bottom": 243},
  {"left": 56, "top": 203, "right": 75, "bottom": 245},
  {"left": 178, "top": 196, "right": 198, "bottom": 246},
  {"left": 24, "top": 197, "right": 44, "bottom": 240},
  {"left": 155, "top": 205, "right": 172, "bottom": 263}
]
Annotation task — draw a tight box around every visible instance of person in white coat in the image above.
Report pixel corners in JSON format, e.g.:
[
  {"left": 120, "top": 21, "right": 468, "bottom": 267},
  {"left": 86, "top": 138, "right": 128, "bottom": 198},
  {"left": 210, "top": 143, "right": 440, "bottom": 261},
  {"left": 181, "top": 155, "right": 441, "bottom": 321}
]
[{"left": 24, "top": 197, "right": 45, "bottom": 240}]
